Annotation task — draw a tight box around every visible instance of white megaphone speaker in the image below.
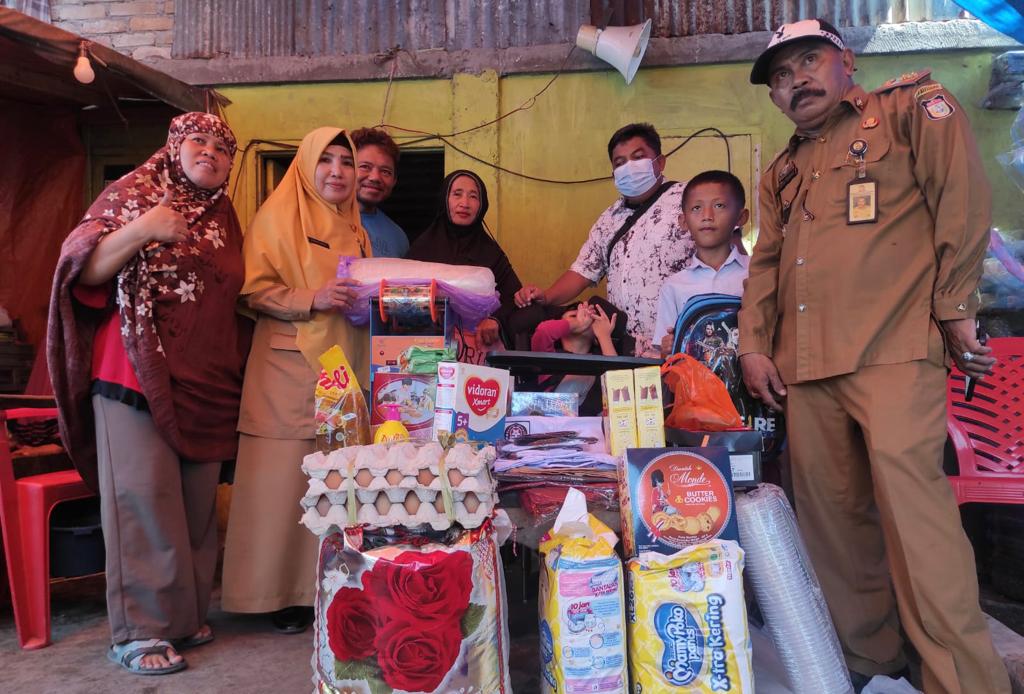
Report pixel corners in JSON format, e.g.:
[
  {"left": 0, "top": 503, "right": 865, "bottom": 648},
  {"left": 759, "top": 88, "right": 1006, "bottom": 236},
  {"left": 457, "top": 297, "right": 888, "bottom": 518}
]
[{"left": 576, "top": 19, "right": 652, "bottom": 84}]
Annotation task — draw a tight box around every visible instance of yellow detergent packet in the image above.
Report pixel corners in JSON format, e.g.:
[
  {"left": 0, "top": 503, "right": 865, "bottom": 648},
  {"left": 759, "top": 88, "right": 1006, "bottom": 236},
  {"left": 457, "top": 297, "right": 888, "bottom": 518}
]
[
  {"left": 315, "top": 345, "right": 370, "bottom": 452},
  {"left": 626, "top": 539, "right": 753, "bottom": 693},
  {"left": 538, "top": 488, "right": 628, "bottom": 694}
]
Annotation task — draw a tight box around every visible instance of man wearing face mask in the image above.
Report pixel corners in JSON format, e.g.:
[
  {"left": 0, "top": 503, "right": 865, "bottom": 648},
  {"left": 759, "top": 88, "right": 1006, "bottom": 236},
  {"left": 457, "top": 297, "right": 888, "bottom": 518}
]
[
  {"left": 515, "top": 123, "right": 693, "bottom": 355},
  {"left": 739, "top": 18, "right": 1006, "bottom": 694}
]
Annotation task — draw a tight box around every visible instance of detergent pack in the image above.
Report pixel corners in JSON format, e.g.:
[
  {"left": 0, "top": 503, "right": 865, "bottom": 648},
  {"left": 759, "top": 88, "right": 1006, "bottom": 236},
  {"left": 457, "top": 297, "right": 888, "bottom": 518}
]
[
  {"left": 626, "top": 540, "right": 753, "bottom": 693},
  {"left": 619, "top": 447, "right": 737, "bottom": 558}
]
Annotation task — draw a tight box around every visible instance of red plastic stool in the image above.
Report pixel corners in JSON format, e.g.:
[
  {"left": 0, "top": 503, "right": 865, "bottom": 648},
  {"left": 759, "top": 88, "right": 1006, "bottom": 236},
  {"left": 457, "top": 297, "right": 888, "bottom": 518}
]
[
  {"left": 946, "top": 337, "right": 1024, "bottom": 505},
  {"left": 0, "top": 407, "right": 95, "bottom": 649}
]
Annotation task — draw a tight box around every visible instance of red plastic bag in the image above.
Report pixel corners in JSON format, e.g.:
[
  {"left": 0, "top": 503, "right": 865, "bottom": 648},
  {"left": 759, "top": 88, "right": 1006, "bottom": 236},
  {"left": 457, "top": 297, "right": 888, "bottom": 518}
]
[{"left": 661, "top": 353, "right": 742, "bottom": 430}]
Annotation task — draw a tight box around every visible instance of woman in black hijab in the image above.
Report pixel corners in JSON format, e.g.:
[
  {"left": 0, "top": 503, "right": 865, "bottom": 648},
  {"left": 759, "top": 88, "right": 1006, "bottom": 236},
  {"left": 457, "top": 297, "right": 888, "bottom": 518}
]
[{"left": 407, "top": 169, "right": 521, "bottom": 346}]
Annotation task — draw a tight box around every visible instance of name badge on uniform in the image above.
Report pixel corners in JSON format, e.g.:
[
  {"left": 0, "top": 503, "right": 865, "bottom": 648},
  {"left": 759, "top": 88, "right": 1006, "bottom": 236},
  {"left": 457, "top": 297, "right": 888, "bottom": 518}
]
[
  {"left": 847, "top": 179, "right": 877, "bottom": 224},
  {"left": 847, "top": 139, "right": 877, "bottom": 224}
]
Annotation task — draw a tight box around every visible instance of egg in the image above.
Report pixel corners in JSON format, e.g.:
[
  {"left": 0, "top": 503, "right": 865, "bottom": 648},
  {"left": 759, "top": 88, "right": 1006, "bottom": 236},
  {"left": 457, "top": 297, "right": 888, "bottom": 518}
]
[
  {"left": 404, "top": 492, "right": 421, "bottom": 514},
  {"left": 374, "top": 493, "right": 392, "bottom": 515},
  {"left": 315, "top": 495, "right": 332, "bottom": 516},
  {"left": 324, "top": 470, "right": 343, "bottom": 490},
  {"left": 417, "top": 468, "right": 435, "bottom": 486},
  {"left": 434, "top": 496, "right": 445, "bottom": 513},
  {"left": 447, "top": 468, "right": 465, "bottom": 486},
  {"left": 354, "top": 468, "right": 374, "bottom": 487},
  {"left": 385, "top": 469, "right": 404, "bottom": 486},
  {"left": 462, "top": 492, "right": 480, "bottom": 514}
]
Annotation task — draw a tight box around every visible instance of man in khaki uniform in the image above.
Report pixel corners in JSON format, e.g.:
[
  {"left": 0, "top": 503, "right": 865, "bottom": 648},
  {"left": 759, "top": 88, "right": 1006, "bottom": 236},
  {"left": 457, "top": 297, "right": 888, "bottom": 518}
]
[{"left": 738, "top": 18, "right": 1008, "bottom": 694}]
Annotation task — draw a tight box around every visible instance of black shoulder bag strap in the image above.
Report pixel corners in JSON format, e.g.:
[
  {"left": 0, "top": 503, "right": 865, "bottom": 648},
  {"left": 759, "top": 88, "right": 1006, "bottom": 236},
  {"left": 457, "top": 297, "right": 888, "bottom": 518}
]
[{"left": 605, "top": 180, "right": 676, "bottom": 263}]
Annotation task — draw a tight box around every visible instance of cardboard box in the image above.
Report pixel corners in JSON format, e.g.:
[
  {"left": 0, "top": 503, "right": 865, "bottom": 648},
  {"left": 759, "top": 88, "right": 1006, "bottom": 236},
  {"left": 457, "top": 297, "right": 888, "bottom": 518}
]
[
  {"left": 618, "top": 447, "right": 738, "bottom": 558},
  {"left": 601, "top": 369, "right": 638, "bottom": 456},
  {"left": 369, "top": 371, "right": 437, "bottom": 440},
  {"left": 370, "top": 335, "right": 446, "bottom": 371},
  {"left": 665, "top": 429, "right": 764, "bottom": 487},
  {"left": 432, "top": 361, "right": 510, "bottom": 443},
  {"left": 633, "top": 366, "right": 665, "bottom": 448}
]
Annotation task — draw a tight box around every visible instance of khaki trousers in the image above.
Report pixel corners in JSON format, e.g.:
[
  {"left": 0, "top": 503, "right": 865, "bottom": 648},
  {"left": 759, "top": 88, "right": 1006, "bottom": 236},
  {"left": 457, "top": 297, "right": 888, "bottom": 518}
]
[
  {"left": 785, "top": 360, "right": 1009, "bottom": 694},
  {"left": 221, "top": 434, "right": 318, "bottom": 613},
  {"left": 93, "top": 395, "right": 220, "bottom": 644}
]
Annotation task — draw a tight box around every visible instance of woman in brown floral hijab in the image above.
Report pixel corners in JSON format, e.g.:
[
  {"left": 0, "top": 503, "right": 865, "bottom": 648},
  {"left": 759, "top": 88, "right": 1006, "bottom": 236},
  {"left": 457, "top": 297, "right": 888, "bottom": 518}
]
[{"left": 47, "top": 112, "right": 251, "bottom": 675}]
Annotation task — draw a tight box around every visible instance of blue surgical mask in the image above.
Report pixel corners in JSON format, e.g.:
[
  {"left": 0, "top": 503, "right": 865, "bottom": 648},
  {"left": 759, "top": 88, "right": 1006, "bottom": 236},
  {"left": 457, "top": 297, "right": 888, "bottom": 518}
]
[{"left": 613, "top": 157, "right": 659, "bottom": 198}]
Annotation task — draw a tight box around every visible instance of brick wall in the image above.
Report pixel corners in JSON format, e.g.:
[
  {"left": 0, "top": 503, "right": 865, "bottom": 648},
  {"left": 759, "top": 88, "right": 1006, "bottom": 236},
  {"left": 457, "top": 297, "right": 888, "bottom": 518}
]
[{"left": 50, "top": 0, "right": 175, "bottom": 61}]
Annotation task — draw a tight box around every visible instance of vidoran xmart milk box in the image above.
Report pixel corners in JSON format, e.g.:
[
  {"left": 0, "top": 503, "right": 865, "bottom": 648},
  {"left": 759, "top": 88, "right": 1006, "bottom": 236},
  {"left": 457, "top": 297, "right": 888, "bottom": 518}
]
[{"left": 432, "top": 361, "right": 510, "bottom": 443}]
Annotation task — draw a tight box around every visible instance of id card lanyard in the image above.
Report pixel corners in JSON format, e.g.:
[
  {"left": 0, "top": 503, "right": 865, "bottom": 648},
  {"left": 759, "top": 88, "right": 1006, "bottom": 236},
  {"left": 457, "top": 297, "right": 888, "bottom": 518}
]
[{"left": 847, "top": 138, "right": 877, "bottom": 225}]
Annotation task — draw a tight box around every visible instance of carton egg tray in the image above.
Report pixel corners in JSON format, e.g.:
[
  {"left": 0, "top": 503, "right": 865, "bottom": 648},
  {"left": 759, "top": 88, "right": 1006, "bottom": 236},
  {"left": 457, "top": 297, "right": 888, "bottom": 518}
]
[{"left": 300, "top": 441, "right": 497, "bottom": 534}]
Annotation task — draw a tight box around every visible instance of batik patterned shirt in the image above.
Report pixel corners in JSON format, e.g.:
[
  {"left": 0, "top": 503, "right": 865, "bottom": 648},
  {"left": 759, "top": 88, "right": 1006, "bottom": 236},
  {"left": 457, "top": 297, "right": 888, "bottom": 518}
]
[{"left": 570, "top": 181, "right": 694, "bottom": 354}]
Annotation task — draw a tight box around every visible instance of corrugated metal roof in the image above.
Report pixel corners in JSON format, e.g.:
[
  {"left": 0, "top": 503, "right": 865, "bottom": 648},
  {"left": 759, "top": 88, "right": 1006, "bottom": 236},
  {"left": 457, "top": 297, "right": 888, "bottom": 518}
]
[
  {"left": 640, "top": 0, "right": 964, "bottom": 36},
  {"left": 174, "top": 0, "right": 590, "bottom": 58},
  {"left": 173, "top": 0, "right": 964, "bottom": 59}
]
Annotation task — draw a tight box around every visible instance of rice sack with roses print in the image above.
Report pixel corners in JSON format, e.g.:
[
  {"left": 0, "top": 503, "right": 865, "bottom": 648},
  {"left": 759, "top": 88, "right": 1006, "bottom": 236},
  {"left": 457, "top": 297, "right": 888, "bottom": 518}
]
[{"left": 313, "top": 522, "right": 511, "bottom": 694}]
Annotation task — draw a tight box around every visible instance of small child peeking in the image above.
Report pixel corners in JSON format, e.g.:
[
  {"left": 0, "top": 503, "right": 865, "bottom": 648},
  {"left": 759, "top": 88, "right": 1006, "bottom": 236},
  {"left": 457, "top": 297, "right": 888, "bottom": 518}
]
[{"left": 531, "top": 300, "right": 619, "bottom": 357}]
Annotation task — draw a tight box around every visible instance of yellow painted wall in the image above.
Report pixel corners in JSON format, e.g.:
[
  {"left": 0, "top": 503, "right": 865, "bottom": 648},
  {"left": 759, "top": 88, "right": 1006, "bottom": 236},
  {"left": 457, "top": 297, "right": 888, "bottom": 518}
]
[{"left": 219, "top": 48, "right": 1019, "bottom": 289}]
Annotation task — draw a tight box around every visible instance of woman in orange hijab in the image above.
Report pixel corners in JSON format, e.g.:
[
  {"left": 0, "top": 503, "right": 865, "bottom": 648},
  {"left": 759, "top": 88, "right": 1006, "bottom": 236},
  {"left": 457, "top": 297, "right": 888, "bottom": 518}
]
[{"left": 222, "top": 127, "right": 370, "bottom": 633}]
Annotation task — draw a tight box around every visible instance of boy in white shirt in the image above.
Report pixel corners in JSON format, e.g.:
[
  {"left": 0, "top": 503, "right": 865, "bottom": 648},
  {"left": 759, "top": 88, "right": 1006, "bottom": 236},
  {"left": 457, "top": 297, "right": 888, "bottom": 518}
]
[{"left": 655, "top": 170, "right": 751, "bottom": 356}]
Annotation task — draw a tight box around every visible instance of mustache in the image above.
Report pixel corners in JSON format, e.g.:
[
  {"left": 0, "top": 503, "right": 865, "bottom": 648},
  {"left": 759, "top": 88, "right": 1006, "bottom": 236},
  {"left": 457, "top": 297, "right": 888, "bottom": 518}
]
[{"left": 790, "top": 88, "right": 826, "bottom": 110}]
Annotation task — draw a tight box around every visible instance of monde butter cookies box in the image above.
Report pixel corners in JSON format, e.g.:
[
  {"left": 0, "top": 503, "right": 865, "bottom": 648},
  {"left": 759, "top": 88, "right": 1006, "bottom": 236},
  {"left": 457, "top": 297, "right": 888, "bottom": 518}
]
[
  {"left": 618, "top": 447, "right": 737, "bottom": 558},
  {"left": 432, "top": 361, "right": 510, "bottom": 443}
]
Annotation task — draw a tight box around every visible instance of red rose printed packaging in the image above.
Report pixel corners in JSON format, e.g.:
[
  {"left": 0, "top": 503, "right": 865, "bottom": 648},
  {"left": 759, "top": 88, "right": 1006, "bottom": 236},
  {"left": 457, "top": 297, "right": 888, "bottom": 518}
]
[
  {"left": 538, "top": 488, "right": 628, "bottom": 694},
  {"left": 618, "top": 447, "right": 737, "bottom": 558},
  {"left": 433, "top": 361, "right": 510, "bottom": 443},
  {"left": 626, "top": 540, "right": 753, "bottom": 692},
  {"left": 313, "top": 523, "right": 511, "bottom": 694},
  {"left": 300, "top": 441, "right": 498, "bottom": 534}
]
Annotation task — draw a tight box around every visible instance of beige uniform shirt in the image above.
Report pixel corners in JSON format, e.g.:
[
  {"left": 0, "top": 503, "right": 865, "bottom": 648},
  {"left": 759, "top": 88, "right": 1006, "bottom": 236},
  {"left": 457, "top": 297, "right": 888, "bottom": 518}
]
[{"left": 739, "top": 71, "right": 991, "bottom": 384}]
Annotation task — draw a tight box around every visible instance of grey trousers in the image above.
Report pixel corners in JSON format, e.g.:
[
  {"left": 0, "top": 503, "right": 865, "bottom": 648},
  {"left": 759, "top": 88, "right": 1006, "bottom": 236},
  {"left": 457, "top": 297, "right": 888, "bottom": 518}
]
[{"left": 93, "top": 395, "right": 221, "bottom": 644}]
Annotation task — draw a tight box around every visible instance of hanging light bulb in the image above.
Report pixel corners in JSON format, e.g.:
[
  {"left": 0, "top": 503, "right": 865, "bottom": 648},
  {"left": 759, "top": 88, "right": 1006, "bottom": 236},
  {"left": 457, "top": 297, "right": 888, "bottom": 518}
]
[{"left": 73, "top": 41, "right": 95, "bottom": 84}]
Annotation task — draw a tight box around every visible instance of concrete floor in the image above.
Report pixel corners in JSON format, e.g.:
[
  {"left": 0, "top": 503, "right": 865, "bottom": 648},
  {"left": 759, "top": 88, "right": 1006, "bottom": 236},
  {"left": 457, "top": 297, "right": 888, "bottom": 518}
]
[
  {"left": 4, "top": 564, "right": 1024, "bottom": 693},
  {"left": 0, "top": 572, "right": 541, "bottom": 694}
]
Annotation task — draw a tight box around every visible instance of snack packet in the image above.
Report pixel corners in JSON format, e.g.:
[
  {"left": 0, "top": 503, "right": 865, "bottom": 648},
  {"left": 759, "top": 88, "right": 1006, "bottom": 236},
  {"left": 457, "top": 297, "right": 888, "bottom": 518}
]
[
  {"left": 538, "top": 488, "right": 628, "bottom": 694},
  {"left": 315, "top": 345, "right": 370, "bottom": 452},
  {"left": 626, "top": 540, "right": 753, "bottom": 693}
]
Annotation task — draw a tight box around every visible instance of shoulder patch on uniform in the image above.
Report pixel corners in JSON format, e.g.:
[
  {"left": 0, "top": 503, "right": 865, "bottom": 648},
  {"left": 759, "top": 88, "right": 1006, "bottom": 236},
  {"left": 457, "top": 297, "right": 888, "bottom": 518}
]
[
  {"left": 914, "top": 82, "right": 944, "bottom": 101},
  {"left": 875, "top": 69, "right": 933, "bottom": 93},
  {"left": 921, "top": 94, "right": 955, "bottom": 120}
]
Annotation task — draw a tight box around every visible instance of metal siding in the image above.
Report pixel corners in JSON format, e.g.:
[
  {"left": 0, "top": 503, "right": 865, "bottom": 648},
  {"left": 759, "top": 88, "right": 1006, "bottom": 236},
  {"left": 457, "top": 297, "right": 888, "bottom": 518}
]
[
  {"left": 639, "top": 0, "right": 962, "bottom": 35},
  {"left": 172, "top": 0, "right": 963, "bottom": 59}
]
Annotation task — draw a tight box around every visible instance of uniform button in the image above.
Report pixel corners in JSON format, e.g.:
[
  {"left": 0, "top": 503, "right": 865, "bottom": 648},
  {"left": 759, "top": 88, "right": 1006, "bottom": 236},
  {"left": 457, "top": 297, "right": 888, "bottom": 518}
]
[
  {"left": 811, "top": 171, "right": 821, "bottom": 180},
  {"left": 802, "top": 213, "right": 812, "bottom": 221},
  {"left": 798, "top": 304, "right": 807, "bottom": 312},
  {"left": 796, "top": 257, "right": 805, "bottom": 265}
]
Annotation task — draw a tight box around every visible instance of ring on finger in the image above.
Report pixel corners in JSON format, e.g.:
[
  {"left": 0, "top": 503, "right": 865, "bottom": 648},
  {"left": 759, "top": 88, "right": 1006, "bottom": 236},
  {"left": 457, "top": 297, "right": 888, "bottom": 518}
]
[{"left": 962, "top": 351, "right": 976, "bottom": 363}]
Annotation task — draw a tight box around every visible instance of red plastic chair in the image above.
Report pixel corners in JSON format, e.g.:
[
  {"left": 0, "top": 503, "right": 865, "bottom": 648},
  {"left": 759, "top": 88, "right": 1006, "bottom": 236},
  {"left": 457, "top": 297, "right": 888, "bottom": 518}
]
[
  {"left": 0, "top": 407, "right": 95, "bottom": 649},
  {"left": 946, "top": 337, "right": 1024, "bottom": 505}
]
